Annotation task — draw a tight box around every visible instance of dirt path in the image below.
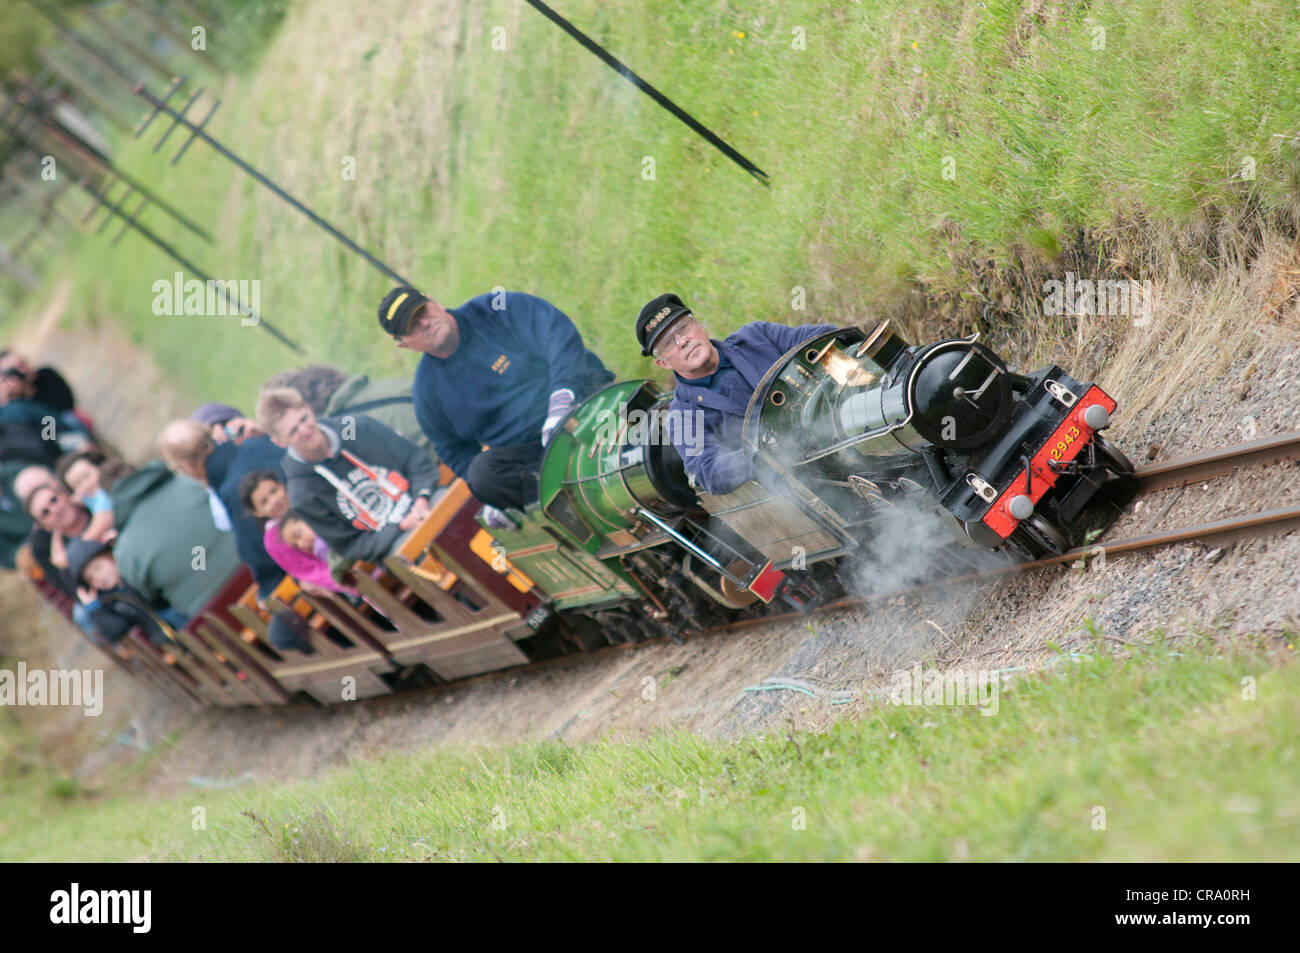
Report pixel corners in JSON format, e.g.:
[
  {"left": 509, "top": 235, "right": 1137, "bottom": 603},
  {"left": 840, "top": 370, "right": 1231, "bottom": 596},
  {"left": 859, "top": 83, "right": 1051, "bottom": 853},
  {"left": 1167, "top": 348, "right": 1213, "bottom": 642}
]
[{"left": 5, "top": 252, "right": 1299, "bottom": 797}]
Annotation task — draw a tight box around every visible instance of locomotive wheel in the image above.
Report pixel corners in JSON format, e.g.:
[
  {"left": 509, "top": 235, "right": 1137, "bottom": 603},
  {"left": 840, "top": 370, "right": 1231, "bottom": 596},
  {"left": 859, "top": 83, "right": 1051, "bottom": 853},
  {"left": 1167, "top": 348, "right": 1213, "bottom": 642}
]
[
  {"left": 563, "top": 616, "right": 609, "bottom": 652},
  {"left": 1021, "top": 514, "right": 1071, "bottom": 556},
  {"left": 1088, "top": 433, "right": 1140, "bottom": 519},
  {"left": 1094, "top": 434, "right": 1135, "bottom": 476}
]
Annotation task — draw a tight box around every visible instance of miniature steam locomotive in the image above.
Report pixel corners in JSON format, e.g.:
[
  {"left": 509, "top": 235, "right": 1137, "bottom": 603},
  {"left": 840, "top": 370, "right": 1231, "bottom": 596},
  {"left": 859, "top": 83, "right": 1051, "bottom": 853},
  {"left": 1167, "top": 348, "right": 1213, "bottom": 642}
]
[{"left": 487, "top": 320, "right": 1135, "bottom": 642}]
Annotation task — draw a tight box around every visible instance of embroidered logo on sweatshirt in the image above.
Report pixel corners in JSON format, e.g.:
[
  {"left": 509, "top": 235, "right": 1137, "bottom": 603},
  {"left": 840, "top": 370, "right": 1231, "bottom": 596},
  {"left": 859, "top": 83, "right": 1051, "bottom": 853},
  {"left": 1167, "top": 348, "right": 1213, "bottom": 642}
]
[{"left": 491, "top": 354, "right": 511, "bottom": 374}]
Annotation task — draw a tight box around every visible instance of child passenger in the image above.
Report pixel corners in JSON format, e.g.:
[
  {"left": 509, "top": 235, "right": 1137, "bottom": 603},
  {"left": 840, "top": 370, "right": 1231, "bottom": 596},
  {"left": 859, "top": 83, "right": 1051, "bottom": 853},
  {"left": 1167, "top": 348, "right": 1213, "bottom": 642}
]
[
  {"left": 56, "top": 448, "right": 130, "bottom": 542},
  {"left": 237, "top": 470, "right": 356, "bottom": 597}
]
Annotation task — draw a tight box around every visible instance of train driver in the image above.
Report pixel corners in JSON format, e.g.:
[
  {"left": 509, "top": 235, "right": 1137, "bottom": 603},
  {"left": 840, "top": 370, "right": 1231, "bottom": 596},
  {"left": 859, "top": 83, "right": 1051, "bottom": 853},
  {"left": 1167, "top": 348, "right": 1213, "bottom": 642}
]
[{"left": 635, "top": 293, "right": 836, "bottom": 496}]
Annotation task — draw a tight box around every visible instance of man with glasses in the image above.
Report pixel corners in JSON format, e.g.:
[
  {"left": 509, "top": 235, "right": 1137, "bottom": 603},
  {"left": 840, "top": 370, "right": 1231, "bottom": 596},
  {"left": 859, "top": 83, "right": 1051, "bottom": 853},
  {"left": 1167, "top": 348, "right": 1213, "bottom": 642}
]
[
  {"left": 13, "top": 465, "right": 105, "bottom": 639},
  {"left": 15, "top": 465, "right": 92, "bottom": 595},
  {"left": 636, "top": 293, "right": 836, "bottom": 496},
  {"left": 376, "top": 286, "right": 612, "bottom": 519},
  {"left": 15, "top": 463, "right": 207, "bottom": 636}
]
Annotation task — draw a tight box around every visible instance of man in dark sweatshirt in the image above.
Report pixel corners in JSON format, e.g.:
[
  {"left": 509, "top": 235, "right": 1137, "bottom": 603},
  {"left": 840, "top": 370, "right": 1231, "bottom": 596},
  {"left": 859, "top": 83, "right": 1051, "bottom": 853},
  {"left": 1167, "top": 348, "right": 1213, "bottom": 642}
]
[
  {"left": 256, "top": 386, "right": 441, "bottom": 564},
  {"left": 261, "top": 364, "right": 441, "bottom": 466},
  {"left": 376, "top": 286, "right": 613, "bottom": 514}
]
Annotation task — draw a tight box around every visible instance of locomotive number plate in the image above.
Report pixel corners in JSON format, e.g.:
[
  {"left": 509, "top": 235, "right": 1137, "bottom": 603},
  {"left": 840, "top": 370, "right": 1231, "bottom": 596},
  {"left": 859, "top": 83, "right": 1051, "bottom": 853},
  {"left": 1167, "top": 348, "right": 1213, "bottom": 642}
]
[{"left": 1049, "top": 425, "right": 1083, "bottom": 461}]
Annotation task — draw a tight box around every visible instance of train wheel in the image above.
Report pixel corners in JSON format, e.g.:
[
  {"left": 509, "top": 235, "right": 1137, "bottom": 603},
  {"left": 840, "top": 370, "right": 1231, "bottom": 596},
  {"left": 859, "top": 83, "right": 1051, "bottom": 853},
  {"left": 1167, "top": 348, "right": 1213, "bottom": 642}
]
[
  {"left": 1089, "top": 433, "right": 1140, "bottom": 519},
  {"left": 1094, "top": 434, "right": 1135, "bottom": 476},
  {"left": 1023, "top": 514, "right": 1071, "bottom": 555},
  {"left": 562, "top": 616, "right": 609, "bottom": 652}
]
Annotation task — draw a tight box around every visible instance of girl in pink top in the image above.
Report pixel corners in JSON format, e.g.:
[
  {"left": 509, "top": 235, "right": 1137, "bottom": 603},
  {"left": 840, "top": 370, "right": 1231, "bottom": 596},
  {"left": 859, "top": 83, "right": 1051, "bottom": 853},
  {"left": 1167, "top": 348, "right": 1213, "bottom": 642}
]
[
  {"left": 238, "top": 470, "right": 357, "bottom": 597},
  {"left": 275, "top": 512, "right": 358, "bottom": 597}
]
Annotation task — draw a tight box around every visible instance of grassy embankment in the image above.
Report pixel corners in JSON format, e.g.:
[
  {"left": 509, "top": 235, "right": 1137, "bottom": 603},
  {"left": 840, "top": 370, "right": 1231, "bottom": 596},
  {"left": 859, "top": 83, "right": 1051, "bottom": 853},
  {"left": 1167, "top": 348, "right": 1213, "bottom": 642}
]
[
  {"left": 12, "top": 0, "right": 1295, "bottom": 409},
  {"left": 1, "top": 642, "right": 1295, "bottom": 861}
]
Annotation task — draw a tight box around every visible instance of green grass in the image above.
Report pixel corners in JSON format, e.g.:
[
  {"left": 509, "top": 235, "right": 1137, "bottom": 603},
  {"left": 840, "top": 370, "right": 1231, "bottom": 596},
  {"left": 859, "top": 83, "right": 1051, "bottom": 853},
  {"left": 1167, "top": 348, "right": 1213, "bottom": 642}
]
[
  {"left": 3, "top": 641, "right": 1296, "bottom": 862},
  {"left": 13, "top": 0, "right": 1297, "bottom": 410}
]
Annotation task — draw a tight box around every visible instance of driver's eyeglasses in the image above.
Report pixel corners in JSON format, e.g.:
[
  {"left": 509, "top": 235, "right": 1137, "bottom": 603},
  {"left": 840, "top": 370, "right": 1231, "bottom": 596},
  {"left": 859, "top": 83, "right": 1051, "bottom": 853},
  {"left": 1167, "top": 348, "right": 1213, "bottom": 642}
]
[{"left": 653, "top": 318, "right": 700, "bottom": 358}]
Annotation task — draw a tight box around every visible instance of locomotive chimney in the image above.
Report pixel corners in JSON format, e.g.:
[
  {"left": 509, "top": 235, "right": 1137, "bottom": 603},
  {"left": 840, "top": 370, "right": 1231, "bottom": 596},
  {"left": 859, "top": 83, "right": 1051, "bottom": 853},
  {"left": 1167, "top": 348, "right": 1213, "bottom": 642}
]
[{"left": 854, "top": 320, "right": 910, "bottom": 368}]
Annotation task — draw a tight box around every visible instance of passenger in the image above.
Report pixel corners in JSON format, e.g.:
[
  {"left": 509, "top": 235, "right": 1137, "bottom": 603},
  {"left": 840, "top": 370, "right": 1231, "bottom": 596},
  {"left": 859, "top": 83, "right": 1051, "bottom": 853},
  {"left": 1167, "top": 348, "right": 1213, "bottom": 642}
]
[
  {"left": 0, "top": 460, "right": 38, "bottom": 569},
  {"left": 15, "top": 465, "right": 92, "bottom": 598},
  {"left": 65, "top": 538, "right": 171, "bottom": 649},
  {"left": 266, "top": 611, "right": 314, "bottom": 654},
  {"left": 255, "top": 387, "right": 441, "bottom": 564},
  {"left": 0, "top": 349, "right": 76, "bottom": 412},
  {"left": 105, "top": 457, "right": 241, "bottom": 623},
  {"left": 276, "top": 509, "right": 358, "bottom": 597},
  {"left": 0, "top": 386, "right": 93, "bottom": 469},
  {"left": 12, "top": 464, "right": 133, "bottom": 640},
  {"left": 158, "top": 417, "right": 285, "bottom": 602},
  {"left": 262, "top": 363, "right": 440, "bottom": 465},
  {"left": 55, "top": 448, "right": 121, "bottom": 542},
  {"left": 377, "top": 286, "right": 613, "bottom": 518},
  {"left": 635, "top": 293, "right": 837, "bottom": 496},
  {"left": 237, "top": 470, "right": 356, "bottom": 598},
  {"left": 190, "top": 401, "right": 265, "bottom": 446}
]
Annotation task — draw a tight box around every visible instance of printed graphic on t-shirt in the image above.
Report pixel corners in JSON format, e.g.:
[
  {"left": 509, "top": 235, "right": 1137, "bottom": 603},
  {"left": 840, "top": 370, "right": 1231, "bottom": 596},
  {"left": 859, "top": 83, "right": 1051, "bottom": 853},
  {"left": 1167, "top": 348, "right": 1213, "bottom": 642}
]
[
  {"left": 336, "top": 467, "right": 411, "bottom": 530},
  {"left": 319, "top": 454, "right": 412, "bottom": 531}
]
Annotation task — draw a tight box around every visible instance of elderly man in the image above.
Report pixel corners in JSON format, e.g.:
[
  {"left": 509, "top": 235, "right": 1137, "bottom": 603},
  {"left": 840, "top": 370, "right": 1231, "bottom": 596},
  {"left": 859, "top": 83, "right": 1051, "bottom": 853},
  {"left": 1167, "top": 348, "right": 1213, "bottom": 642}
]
[
  {"left": 255, "top": 386, "right": 441, "bottom": 564},
  {"left": 636, "top": 293, "right": 837, "bottom": 496},
  {"left": 377, "top": 286, "right": 612, "bottom": 514},
  {"left": 158, "top": 417, "right": 285, "bottom": 600}
]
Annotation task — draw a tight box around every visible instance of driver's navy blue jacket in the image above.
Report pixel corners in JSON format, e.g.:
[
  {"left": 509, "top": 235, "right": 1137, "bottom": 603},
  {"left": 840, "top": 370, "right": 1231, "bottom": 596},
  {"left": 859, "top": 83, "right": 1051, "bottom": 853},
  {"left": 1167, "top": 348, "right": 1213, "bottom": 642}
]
[{"left": 667, "top": 321, "right": 836, "bottom": 496}]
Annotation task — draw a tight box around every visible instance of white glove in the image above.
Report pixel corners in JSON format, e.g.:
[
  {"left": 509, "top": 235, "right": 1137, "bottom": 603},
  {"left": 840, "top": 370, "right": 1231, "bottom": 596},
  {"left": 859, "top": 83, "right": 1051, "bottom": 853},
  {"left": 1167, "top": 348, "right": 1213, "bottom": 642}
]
[
  {"left": 479, "top": 505, "right": 513, "bottom": 530},
  {"left": 541, "top": 388, "right": 575, "bottom": 446}
]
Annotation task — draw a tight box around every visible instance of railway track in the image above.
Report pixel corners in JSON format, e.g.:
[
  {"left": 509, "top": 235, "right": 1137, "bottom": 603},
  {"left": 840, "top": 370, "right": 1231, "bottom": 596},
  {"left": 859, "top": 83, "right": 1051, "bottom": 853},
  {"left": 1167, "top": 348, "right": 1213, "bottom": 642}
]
[
  {"left": 716, "top": 429, "right": 1300, "bottom": 633},
  {"left": 1132, "top": 429, "right": 1300, "bottom": 493},
  {"left": 65, "top": 429, "right": 1300, "bottom": 704}
]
